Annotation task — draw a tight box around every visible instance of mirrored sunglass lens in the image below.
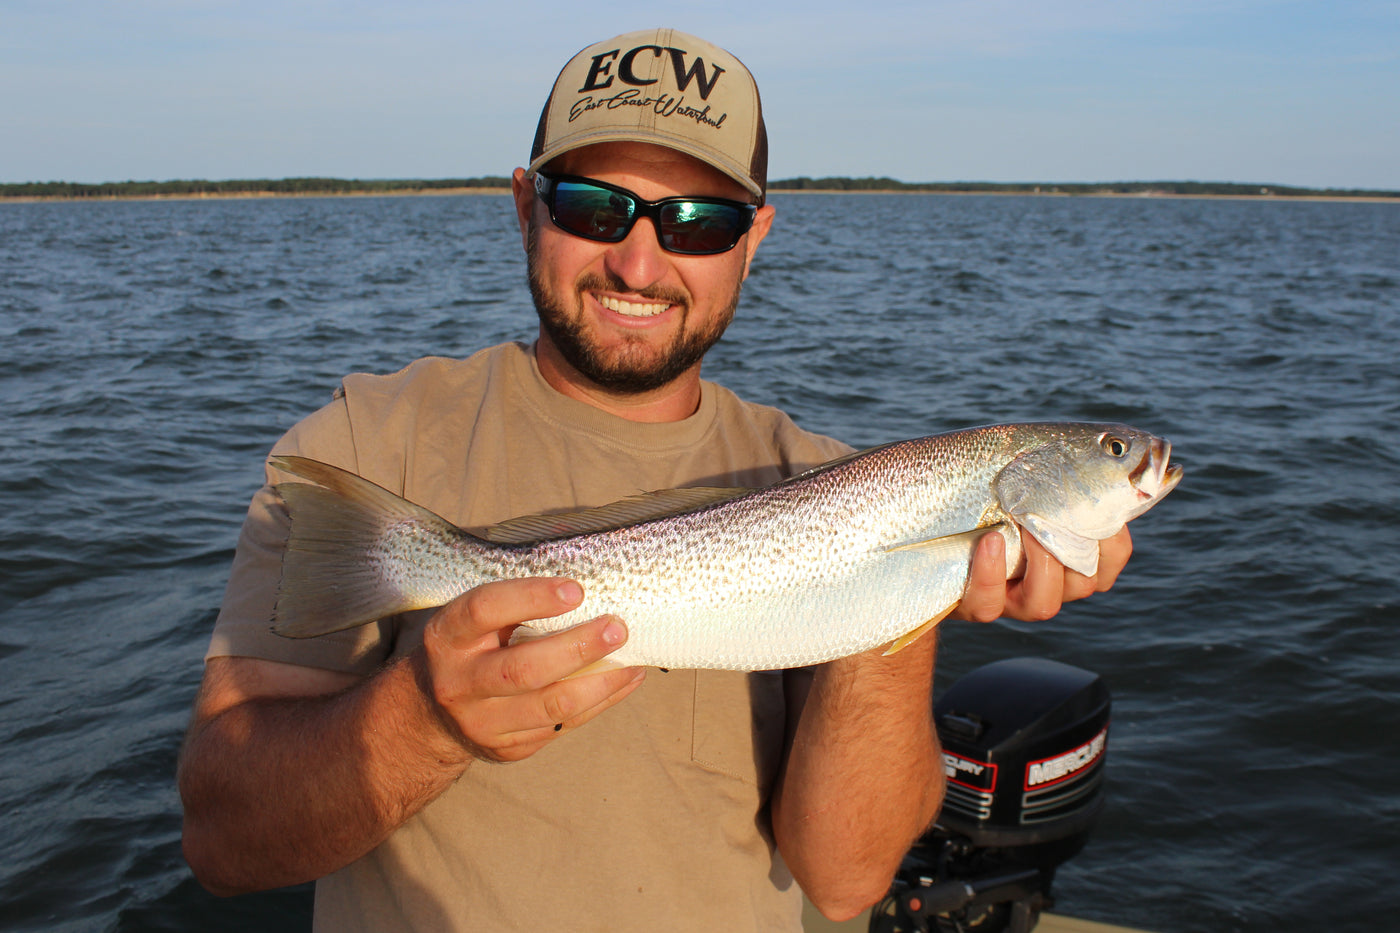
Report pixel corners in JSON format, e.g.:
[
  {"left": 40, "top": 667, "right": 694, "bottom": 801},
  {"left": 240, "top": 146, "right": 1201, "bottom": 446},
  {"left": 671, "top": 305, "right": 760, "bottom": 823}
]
[
  {"left": 658, "top": 202, "right": 744, "bottom": 253},
  {"left": 552, "top": 182, "right": 634, "bottom": 240}
]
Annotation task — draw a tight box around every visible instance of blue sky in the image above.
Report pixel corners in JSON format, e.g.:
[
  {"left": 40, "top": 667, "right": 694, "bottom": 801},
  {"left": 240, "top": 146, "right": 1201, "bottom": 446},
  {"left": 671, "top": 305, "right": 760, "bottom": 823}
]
[{"left": 3, "top": 0, "right": 1397, "bottom": 188}]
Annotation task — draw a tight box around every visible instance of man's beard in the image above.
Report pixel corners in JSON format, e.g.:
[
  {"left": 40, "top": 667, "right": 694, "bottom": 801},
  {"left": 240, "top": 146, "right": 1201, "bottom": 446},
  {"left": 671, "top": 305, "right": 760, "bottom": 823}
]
[{"left": 526, "top": 233, "right": 743, "bottom": 395}]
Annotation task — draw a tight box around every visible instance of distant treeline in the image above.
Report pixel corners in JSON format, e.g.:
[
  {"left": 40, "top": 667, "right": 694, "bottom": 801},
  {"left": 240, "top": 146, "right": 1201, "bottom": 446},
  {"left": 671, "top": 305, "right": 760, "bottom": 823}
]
[
  {"left": 0, "top": 177, "right": 513, "bottom": 199},
  {"left": 3, "top": 176, "right": 1396, "bottom": 200},
  {"left": 770, "top": 176, "right": 1400, "bottom": 199}
]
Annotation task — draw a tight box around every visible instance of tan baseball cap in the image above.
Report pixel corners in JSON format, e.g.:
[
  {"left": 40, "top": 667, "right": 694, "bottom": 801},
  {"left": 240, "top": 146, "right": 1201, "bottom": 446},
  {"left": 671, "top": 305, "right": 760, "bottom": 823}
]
[{"left": 528, "top": 28, "right": 768, "bottom": 203}]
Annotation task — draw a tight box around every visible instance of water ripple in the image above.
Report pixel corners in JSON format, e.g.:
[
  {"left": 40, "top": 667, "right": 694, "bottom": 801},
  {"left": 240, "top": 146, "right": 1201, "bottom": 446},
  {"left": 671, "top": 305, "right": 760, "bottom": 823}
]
[{"left": 2, "top": 192, "right": 1398, "bottom": 932}]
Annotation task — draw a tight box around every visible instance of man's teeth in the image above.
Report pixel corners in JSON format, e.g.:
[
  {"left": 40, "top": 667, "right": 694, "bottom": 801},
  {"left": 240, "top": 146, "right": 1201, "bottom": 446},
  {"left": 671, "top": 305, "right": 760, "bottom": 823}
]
[{"left": 599, "top": 295, "right": 669, "bottom": 317}]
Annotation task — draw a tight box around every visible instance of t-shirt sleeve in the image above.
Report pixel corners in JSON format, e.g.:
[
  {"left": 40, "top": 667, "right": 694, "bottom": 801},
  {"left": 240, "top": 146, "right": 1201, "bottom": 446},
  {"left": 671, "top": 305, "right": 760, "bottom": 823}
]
[{"left": 204, "top": 396, "right": 396, "bottom": 674}]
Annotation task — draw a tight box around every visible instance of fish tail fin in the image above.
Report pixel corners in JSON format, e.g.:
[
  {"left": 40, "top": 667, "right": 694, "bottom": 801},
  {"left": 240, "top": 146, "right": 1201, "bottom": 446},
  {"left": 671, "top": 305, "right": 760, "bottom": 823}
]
[{"left": 269, "top": 456, "right": 466, "bottom": 638}]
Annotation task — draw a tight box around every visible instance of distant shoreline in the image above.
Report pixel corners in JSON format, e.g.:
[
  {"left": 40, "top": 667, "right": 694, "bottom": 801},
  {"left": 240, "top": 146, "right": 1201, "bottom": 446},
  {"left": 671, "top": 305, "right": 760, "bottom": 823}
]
[
  {"left": 777, "top": 189, "right": 1400, "bottom": 204},
  {"left": 0, "top": 187, "right": 513, "bottom": 204},
  {"left": 3, "top": 178, "right": 1397, "bottom": 205}
]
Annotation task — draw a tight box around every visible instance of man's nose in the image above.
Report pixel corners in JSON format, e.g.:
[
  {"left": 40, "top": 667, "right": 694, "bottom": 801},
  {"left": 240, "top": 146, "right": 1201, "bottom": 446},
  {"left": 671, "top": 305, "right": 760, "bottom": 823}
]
[{"left": 602, "top": 218, "right": 670, "bottom": 291}]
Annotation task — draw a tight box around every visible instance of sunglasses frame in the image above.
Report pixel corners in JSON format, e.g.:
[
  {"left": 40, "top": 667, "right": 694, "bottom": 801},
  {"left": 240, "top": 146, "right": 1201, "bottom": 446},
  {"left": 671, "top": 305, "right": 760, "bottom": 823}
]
[{"left": 533, "top": 170, "right": 758, "bottom": 256}]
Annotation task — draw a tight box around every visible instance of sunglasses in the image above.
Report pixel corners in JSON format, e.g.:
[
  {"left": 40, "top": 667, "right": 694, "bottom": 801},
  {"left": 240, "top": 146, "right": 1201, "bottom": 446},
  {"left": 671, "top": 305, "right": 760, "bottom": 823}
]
[{"left": 533, "top": 171, "right": 758, "bottom": 256}]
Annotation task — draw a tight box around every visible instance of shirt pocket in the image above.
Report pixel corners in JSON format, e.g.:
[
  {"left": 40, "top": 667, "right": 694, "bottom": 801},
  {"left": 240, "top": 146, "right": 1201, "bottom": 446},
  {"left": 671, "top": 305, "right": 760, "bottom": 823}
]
[{"left": 689, "top": 669, "right": 789, "bottom": 793}]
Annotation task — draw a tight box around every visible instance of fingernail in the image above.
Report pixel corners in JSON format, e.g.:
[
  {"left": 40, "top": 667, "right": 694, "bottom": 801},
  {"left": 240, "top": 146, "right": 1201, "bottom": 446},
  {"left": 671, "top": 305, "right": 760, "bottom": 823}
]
[
  {"left": 602, "top": 619, "right": 626, "bottom": 646},
  {"left": 556, "top": 580, "right": 583, "bottom": 604}
]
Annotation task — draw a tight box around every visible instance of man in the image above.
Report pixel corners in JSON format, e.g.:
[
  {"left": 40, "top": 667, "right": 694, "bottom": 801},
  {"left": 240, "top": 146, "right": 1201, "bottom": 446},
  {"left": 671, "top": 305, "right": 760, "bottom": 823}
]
[{"left": 178, "top": 28, "right": 1132, "bottom": 931}]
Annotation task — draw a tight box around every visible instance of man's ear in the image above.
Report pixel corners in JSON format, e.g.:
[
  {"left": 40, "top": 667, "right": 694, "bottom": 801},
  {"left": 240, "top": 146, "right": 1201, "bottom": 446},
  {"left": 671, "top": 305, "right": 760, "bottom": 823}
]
[
  {"left": 511, "top": 167, "right": 535, "bottom": 251},
  {"left": 739, "top": 203, "right": 775, "bottom": 280}
]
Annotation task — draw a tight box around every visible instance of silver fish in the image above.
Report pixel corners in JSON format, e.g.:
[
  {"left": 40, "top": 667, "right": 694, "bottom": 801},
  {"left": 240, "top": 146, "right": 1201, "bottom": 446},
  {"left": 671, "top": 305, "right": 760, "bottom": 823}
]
[{"left": 270, "top": 422, "right": 1181, "bottom": 671}]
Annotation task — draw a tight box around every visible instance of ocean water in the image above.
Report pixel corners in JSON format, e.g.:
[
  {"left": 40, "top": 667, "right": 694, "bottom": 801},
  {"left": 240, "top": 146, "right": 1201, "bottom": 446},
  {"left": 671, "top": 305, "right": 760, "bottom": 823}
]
[{"left": 1, "top": 191, "right": 1397, "bottom": 932}]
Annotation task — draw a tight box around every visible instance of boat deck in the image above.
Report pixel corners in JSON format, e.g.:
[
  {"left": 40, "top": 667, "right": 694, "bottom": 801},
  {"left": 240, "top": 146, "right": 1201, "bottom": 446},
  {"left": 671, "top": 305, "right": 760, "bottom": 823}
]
[{"left": 803, "top": 901, "right": 1152, "bottom": 932}]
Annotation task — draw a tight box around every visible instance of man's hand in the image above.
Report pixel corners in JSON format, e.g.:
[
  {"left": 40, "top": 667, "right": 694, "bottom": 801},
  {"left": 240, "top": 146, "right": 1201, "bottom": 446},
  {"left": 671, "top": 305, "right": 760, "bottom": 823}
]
[
  {"left": 180, "top": 577, "right": 644, "bottom": 894},
  {"left": 954, "top": 526, "right": 1134, "bottom": 623},
  {"left": 415, "top": 578, "right": 646, "bottom": 763}
]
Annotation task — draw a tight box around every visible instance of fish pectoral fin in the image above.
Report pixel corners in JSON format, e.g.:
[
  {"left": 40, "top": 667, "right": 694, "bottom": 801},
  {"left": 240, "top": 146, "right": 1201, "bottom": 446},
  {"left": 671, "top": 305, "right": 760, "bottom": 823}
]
[
  {"left": 878, "top": 526, "right": 1001, "bottom": 656},
  {"left": 482, "top": 486, "right": 753, "bottom": 544},
  {"left": 1016, "top": 514, "right": 1101, "bottom": 577},
  {"left": 882, "top": 604, "right": 957, "bottom": 656},
  {"left": 508, "top": 624, "right": 631, "bottom": 680},
  {"left": 884, "top": 524, "right": 1006, "bottom": 556}
]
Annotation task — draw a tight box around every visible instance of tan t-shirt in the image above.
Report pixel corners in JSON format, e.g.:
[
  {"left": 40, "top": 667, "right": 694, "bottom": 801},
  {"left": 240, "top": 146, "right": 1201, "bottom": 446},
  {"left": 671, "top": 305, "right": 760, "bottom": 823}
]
[{"left": 207, "top": 342, "right": 851, "bottom": 932}]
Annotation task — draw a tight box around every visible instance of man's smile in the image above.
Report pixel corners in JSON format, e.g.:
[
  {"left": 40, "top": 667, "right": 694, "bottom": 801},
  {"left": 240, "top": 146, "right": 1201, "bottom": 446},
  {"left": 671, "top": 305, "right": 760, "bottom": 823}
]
[{"left": 594, "top": 293, "right": 673, "bottom": 318}]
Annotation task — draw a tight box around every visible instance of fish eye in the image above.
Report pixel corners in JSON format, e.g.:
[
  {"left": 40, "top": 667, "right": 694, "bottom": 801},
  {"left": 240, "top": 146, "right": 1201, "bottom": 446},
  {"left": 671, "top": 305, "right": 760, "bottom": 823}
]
[{"left": 1099, "top": 434, "right": 1129, "bottom": 457}]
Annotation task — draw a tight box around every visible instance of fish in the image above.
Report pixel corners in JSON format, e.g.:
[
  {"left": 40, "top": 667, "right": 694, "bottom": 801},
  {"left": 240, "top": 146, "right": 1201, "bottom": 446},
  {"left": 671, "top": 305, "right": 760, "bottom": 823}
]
[{"left": 268, "top": 422, "right": 1182, "bottom": 671}]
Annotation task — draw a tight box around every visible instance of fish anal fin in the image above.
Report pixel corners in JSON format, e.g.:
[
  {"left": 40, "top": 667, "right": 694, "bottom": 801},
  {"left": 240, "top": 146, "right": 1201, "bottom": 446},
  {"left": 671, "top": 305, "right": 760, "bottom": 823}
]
[
  {"left": 882, "top": 604, "right": 957, "bottom": 656},
  {"left": 562, "top": 657, "right": 630, "bottom": 680}
]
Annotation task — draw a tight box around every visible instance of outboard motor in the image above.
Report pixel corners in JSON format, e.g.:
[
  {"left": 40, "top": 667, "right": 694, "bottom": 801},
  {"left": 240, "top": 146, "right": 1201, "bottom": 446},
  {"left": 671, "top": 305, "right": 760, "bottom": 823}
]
[{"left": 870, "top": 657, "right": 1111, "bottom": 933}]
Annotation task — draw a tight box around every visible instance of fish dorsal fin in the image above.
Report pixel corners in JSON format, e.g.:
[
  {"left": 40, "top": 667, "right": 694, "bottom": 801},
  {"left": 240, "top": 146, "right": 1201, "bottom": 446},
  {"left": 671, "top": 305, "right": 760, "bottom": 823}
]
[
  {"left": 482, "top": 440, "right": 901, "bottom": 546},
  {"left": 482, "top": 486, "right": 753, "bottom": 545},
  {"left": 778, "top": 440, "right": 902, "bottom": 484}
]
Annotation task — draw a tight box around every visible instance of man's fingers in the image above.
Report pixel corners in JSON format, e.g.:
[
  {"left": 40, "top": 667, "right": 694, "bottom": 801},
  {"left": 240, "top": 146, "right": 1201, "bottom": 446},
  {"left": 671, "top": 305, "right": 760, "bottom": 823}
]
[
  {"left": 473, "top": 614, "right": 630, "bottom": 696},
  {"left": 1008, "top": 534, "right": 1066, "bottom": 621},
  {"left": 954, "top": 531, "right": 1008, "bottom": 623},
  {"left": 1092, "top": 526, "right": 1133, "bottom": 592},
  {"left": 493, "top": 664, "right": 647, "bottom": 740},
  {"left": 417, "top": 578, "right": 643, "bottom": 761},
  {"left": 456, "top": 665, "right": 647, "bottom": 764},
  {"left": 428, "top": 577, "right": 584, "bottom": 652}
]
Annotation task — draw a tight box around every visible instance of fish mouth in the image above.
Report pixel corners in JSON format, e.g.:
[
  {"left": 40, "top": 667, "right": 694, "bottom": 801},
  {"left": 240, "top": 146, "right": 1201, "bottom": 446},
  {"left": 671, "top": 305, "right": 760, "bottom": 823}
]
[{"left": 1129, "top": 437, "right": 1183, "bottom": 503}]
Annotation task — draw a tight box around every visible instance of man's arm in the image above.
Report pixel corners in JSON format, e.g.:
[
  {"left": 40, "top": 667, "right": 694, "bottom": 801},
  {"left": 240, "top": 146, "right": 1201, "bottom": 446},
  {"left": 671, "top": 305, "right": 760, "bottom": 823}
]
[
  {"left": 772, "top": 527, "right": 1134, "bottom": 921},
  {"left": 178, "top": 579, "right": 644, "bottom": 895},
  {"left": 772, "top": 633, "right": 942, "bottom": 922}
]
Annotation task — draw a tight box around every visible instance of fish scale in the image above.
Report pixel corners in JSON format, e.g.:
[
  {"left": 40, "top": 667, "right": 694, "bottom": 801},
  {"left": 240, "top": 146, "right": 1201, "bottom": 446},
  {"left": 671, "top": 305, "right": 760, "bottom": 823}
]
[{"left": 270, "top": 422, "right": 1181, "bottom": 671}]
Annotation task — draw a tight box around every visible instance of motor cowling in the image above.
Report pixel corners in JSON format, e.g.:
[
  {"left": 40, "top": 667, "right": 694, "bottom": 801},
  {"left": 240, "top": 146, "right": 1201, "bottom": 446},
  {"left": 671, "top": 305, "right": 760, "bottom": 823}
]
[{"left": 871, "top": 657, "right": 1111, "bottom": 933}]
